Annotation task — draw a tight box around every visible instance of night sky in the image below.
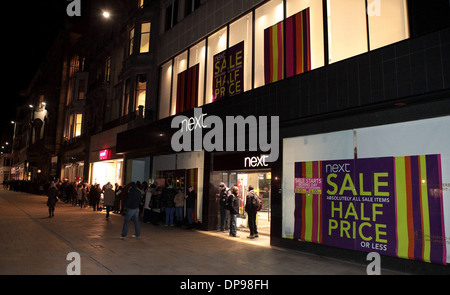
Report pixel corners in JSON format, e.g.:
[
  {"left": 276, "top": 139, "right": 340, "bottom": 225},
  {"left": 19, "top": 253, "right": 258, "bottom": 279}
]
[{"left": 2, "top": 1, "right": 67, "bottom": 143}]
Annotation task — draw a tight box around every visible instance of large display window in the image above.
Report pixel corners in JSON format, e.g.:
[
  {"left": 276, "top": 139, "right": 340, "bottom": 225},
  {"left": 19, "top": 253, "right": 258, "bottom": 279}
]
[
  {"left": 157, "top": 0, "right": 410, "bottom": 116},
  {"left": 189, "top": 40, "right": 206, "bottom": 107},
  {"left": 282, "top": 116, "right": 450, "bottom": 265},
  {"left": 368, "top": 0, "right": 409, "bottom": 50},
  {"left": 327, "top": 0, "right": 368, "bottom": 64},
  {"left": 229, "top": 12, "right": 253, "bottom": 94},
  {"left": 171, "top": 51, "right": 188, "bottom": 115}
]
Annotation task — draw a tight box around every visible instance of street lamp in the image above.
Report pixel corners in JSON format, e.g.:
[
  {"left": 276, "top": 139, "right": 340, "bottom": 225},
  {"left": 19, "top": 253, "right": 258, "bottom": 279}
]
[{"left": 102, "top": 11, "right": 111, "bottom": 19}]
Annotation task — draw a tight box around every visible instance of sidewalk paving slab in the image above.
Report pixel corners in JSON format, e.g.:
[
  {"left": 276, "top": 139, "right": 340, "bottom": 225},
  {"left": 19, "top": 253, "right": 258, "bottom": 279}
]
[{"left": 0, "top": 190, "right": 404, "bottom": 276}]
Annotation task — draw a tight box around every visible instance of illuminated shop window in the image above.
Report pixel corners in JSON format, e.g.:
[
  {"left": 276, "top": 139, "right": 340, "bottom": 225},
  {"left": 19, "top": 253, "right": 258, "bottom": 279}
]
[
  {"left": 189, "top": 40, "right": 206, "bottom": 107},
  {"left": 327, "top": 0, "right": 368, "bottom": 64},
  {"left": 229, "top": 12, "right": 253, "bottom": 94},
  {"left": 159, "top": 60, "right": 172, "bottom": 119},
  {"left": 254, "top": 0, "right": 284, "bottom": 89},
  {"left": 205, "top": 27, "right": 228, "bottom": 104},
  {"left": 171, "top": 51, "right": 188, "bottom": 115},
  {"left": 368, "top": 0, "right": 409, "bottom": 50}
]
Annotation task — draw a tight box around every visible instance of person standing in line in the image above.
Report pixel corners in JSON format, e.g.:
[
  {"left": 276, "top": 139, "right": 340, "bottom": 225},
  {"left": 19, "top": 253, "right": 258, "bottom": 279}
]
[
  {"left": 103, "top": 184, "right": 115, "bottom": 219},
  {"left": 162, "top": 185, "right": 176, "bottom": 226},
  {"left": 46, "top": 182, "right": 58, "bottom": 218},
  {"left": 143, "top": 184, "right": 153, "bottom": 223},
  {"left": 228, "top": 186, "right": 240, "bottom": 237},
  {"left": 245, "top": 185, "right": 260, "bottom": 239},
  {"left": 76, "top": 183, "right": 83, "bottom": 208},
  {"left": 217, "top": 182, "right": 230, "bottom": 232},
  {"left": 120, "top": 182, "right": 141, "bottom": 239},
  {"left": 185, "top": 186, "right": 197, "bottom": 229},
  {"left": 174, "top": 188, "right": 185, "bottom": 227}
]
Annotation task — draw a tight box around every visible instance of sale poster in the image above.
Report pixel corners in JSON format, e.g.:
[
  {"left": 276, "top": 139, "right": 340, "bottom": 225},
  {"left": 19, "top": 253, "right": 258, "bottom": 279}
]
[
  {"left": 294, "top": 155, "right": 448, "bottom": 265},
  {"left": 213, "top": 41, "right": 244, "bottom": 101}
]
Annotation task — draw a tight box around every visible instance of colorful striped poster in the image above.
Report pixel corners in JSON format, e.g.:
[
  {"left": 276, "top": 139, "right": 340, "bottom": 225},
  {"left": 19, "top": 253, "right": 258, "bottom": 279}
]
[
  {"left": 294, "top": 161, "right": 322, "bottom": 244},
  {"left": 395, "top": 155, "right": 446, "bottom": 265},
  {"left": 264, "top": 8, "right": 311, "bottom": 85},
  {"left": 285, "top": 8, "right": 311, "bottom": 78},
  {"left": 264, "top": 21, "right": 284, "bottom": 85},
  {"left": 294, "top": 155, "right": 448, "bottom": 265},
  {"left": 176, "top": 64, "right": 199, "bottom": 114}
]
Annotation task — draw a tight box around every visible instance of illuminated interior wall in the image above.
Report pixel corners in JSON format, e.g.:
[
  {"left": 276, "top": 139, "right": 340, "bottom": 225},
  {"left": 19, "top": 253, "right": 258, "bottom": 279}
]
[
  {"left": 327, "top": 0, "right": 368, "bottom": 64},
  {"left": 171, "top": 51, "right": 188, "bottom": 115},
  {"left": 229, "top": 12, "right": 253, "bottom": 93},
  {"left": 368, "top": 0, "right": 409, "bottom": 50},
  {"left": 189, "top": 40, "right": 206, "bottom": 107},
  {"left": 254, "top": 0, "right": 285, "bottom": 89},
  {"left": 205, "top": 27, "right": 228, "bottom": 104},
  {"left": 91, "top": 160, "right": 123, "bottom": 187},
  {"left": 159, "top": 60, "right": 172, "bottom": 119}
]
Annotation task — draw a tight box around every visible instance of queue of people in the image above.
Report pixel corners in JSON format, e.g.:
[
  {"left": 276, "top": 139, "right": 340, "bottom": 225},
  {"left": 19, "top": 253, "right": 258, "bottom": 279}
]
[{"left": 43, "top": 179, "right": 198, "bottom": 234}]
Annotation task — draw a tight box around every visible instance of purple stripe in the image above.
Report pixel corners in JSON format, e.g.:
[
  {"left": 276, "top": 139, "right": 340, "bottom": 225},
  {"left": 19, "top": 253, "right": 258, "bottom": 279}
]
[
  {"left": 410, "top": 156, "right": 423, "bottom": 261},
  {"left": 293, "top": 162, "right": 303, "bottom": 240},
  {"left": 425, "top": 155, "right": 446, "bottom": 264},
  {"left": 285, "top": 15, "right": 295, "bottom": 78}
]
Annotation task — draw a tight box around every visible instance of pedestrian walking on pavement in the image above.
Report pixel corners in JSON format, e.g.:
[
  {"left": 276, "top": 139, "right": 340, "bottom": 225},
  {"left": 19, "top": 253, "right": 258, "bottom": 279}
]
[
  {"left": 46, "top": 182, "right": 58, "bottom": 218},
  {"left": 120, "top": 182, "right": 141, "bottom": 239}
]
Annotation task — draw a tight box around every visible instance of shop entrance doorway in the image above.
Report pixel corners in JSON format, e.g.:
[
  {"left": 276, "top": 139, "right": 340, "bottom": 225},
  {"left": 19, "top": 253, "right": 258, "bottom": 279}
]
[{"left": 211, "top": 169, "right": 271, "bottom": 236}]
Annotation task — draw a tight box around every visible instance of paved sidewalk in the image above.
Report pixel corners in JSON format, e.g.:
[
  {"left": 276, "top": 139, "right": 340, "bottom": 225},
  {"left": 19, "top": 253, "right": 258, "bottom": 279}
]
[{"left": 0, "top": 190, "right": 401, "bottom": 275}]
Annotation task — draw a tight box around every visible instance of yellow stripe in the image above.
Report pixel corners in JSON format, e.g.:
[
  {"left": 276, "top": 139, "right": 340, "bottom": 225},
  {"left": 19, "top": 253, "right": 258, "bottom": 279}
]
[
  {"left": 272, "top": 24, "right": 279, "bottom": 82},
  {"left": 304, "top": 162, "right": 313, "bottom": 242},
  {"left": 395, "top": 157, "right": 409, "bottom": 259}
]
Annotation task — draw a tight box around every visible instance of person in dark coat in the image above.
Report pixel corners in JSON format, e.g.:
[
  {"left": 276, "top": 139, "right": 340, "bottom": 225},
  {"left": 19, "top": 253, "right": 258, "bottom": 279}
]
[
  {"left": 120, "top": 182, "right": 141, "bottom": 239},
  {"left": 228, "top": 186, "right": 240, "bottom": 237},
  {"left": 162, "top": 185, "right": 176, "bottom": 226},
  {"left": 185, "top": 185, "right": 197, "bottom": 229},
  {"left": 46, "top": 183, "right": 58, "bottom": 218}
]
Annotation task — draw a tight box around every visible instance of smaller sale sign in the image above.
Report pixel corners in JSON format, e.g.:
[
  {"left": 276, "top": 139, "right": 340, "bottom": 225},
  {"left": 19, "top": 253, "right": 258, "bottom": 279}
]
[{"left": 294, "top": 178, "right": 322, "bottom": 194}]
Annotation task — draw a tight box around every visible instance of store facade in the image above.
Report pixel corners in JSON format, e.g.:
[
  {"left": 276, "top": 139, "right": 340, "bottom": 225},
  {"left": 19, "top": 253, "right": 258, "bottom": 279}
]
[{"left": 115, "top": 0, "right": 450, "bottom": 272}]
